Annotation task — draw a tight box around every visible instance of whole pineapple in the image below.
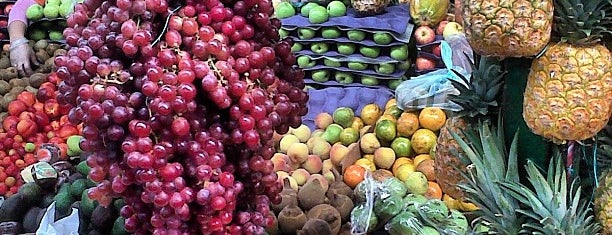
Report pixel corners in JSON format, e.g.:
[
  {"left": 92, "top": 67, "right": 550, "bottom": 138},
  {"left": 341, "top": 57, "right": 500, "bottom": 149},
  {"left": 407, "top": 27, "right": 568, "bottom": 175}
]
[
  {"left": 461, "top": 0, "right": 554, "bottom": 58},
  {"left": 523, "top": 0, "right": 612, "bottom": 144},
  {"left": 434, "top": 56, "right": 505, "bottom": 200}
]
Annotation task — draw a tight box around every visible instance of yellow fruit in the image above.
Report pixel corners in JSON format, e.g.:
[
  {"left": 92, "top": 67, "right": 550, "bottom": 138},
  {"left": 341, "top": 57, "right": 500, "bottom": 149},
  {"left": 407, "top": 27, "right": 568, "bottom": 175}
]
[
  {"left": 418, "top": 107, "right": 446, "bottom": 132},
  {"left": 355, "top": 158, "right": 376, "bottom": 171},
  {"left": 351, "top": 117, "right": 365, "bottom": 130},
  {"left": 360, "top": 133, "right": 381, "bottom": 154},
  {"left": 411, "top": 129, "right": 437, "bottom": 154},
  {"left": 373, "top": 147, "right": 396, "bottom": 169},
  {"left": 414, "top": 154, "right": 432, "bottom": 167},
  {"left": 375, "top": 119, "right": 397, "bottom": 143},
  {"left": 339, "top": 127, "right": 360, "bottom": 146},
  {"left": 397, "top": 112, "right": 420, "bottom": 137},
  {"left": 442, "top": 194, "right": 460, "bottom": 210},
  {"left": 360, "top": 103, "right": 383, "bottom": 126},
  {"left": 377, "top": 114, "right": 397, "bottom": 124},
  {"left": 315, "top": 113, "right": 334, "bottom": 129},
  {"left": 363, "top": 154, "right": 374, "bottom": 162},
  {"left": 394, "top": 163, "right": 416, "bottom": 182},
  {"left": 383, "top": 105, "right": 403, "bottom": 118},
  {"left": 459, "top": 201, "right": 479, "bottom": 212},
  {"left": 385, "top": 98, "right": 397, "bottom": 110},
  {"left": 392, "top": 157, "right": 413, "bottom": 174},
  {"left": 405, "top": 172, "right": 429, "bottom": 195}
]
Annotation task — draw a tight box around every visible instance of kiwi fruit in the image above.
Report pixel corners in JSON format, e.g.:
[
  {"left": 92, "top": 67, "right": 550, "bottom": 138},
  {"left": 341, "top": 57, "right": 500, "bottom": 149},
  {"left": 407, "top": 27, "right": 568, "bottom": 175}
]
[
  {"left": 29, "top": 73, "right": 46, "bottom": 88},
  {"left": 46, "top": 44, "right": 61, "bottom": 55},
  {"left": 53, "top": 48, "right": 67, "bottom": 57},
  {"left": 1, "top": 93, "right": 17, "bottom": 109},
  {"left": 35, "top": 50, "right": 50, "bottom": 63},
  {"left": 306, "top": 204, "right": 342, "bottom": 234},
  {"left": 298, "top": 219, "right": 332, "bottom": 235},
  {"left": 3, "top": 67, "right": 18, "bottom": 80},
  {"left": 271, "top": 178, "right": 298, "bottom": 214},
  {"left": 9, "top": 86, "right": 25, "bottom": 94},
  {"left": 9, "top": 78, "right": 28, "bottom": 88},
  {"left": 0, "top": 80, "right": 11, "bottom": 94},
  {"left": 277, "top": 205, "right": 307, "bottom": 235},
  {"left": 330, "top": 194, "right": 354, "bottom": 223},
  {"left": 0, "top": 58, "right": 10, "bottom": 69},
  {"left": 297, "top": 178, "right": 327, "bottom": 210},
  {"left": 34, "top": 40, "right": 48, "bottom": 50},
  {"left": 25, "top": 86, "right": 38, "bottom": 94}
]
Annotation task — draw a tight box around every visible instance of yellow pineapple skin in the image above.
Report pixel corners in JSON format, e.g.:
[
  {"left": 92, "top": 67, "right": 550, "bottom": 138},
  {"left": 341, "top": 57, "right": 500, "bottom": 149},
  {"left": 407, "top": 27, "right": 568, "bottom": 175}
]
[
  {"left": 595, "top": 171, "right": 612, "bottom": 234},
  {"left": 523, "top": 43, "right": 612, "bottom": 144},
  {"left": 434, "top": 117, "right": 469, "bottom": 200},
  {"left": 462, "top": 0, "right": 553, "bottom": 58}
]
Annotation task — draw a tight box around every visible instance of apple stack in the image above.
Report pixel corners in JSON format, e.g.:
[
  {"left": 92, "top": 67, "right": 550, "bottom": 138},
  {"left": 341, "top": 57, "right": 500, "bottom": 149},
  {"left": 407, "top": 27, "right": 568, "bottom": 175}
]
[
  {"left": 25, "top": 0, "right": 77, "bottom": 42},
  {"left": 0, "top": 1, "right": 16, "bottom": 45},
  {"left": 276, "top": 2, "right": 413, "bottom": 89}
]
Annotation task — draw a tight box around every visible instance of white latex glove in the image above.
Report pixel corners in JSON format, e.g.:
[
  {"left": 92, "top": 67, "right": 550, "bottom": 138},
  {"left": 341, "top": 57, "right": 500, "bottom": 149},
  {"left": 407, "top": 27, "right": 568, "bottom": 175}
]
[{"left": 10, "top": 41, "right": 39, "bottom": 76}]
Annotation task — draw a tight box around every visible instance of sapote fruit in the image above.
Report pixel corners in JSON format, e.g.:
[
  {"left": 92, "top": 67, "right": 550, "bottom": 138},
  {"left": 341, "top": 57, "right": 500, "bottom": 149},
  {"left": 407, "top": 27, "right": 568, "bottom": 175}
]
[
  {"left": 330, "top": 194, "right": 353, "bottom": 223},
  {"left": 271, "top": 178, "right": 298, "bottom": 214},
  {"left": 307, "top": 204, "right": 342, "bottom": 234},
  {"left": 326, "top": 168, "right": 353, "bottom": 200},
  {"left": 297, "top": 178, "right": 327, "bottom": 210},
  {"left": 298, "top": 219, "right": 333, "bottom": 235},
  {"left": 278, "top": 205, "right": 307, "bottom": 234}
]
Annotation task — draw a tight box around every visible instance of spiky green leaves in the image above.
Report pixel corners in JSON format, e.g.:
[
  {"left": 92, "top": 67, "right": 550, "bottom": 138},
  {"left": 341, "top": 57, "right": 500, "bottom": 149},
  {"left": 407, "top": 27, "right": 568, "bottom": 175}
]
[{"left": 553, "top": 0, "right": 612, "bottom": 45}]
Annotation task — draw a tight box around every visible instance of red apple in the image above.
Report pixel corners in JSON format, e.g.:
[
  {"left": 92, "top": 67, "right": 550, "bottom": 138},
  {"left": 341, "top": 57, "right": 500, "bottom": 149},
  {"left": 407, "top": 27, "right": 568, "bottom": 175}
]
[
  {"left": 58, "top": 125, "right": 78, "bottom": 139},
  {"left": 416, "top": 56, "right": 437, "bottom": 70},
  {"left": 437, "top": 21, "right": 449, "bottom": 35},
  {"left": 17, "top": 92, "right": 36, "bottom": 107},
  {"left": 0, "top": 21, "right": 7, "bottom": 28},
  {"left": 414, "top": 26, "right": 436, "bottom": 45},
  {"left": 44, "top": 99, "right": 60, "bottom": 118},
  {"left": 432, "top": 44, "right": 442, "bottom": 57},
  {"left": 16, "top": 119, "right": 37, "bottom": 138},
  {"left": 7, "top": 100, "right": 27, "bottom": 116},
  {"left": 2, "top": 116, "right": 18, "bottom": 132}
]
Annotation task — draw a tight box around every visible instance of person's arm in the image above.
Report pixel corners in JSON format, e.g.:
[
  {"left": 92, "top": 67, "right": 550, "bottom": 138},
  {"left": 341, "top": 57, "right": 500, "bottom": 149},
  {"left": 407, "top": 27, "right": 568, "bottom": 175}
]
[{"left": 8, "top": 0, "right": 40, "bottom": 76}]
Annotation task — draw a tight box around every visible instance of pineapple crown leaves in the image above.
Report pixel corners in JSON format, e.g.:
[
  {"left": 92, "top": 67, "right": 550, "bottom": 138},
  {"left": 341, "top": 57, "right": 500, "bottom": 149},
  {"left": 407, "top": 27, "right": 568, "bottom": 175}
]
[
  {"left": 451, "top": 117, "right": 525, "bottom": 234},
  {"left": 499, "top": 156, "right": 602, "bottom": 234},
  {"left": 449, "top": 54, "right": 506, "bottom": 119},
  {"left": 553, "top": 0, "right": 612, "bottom": 45}
]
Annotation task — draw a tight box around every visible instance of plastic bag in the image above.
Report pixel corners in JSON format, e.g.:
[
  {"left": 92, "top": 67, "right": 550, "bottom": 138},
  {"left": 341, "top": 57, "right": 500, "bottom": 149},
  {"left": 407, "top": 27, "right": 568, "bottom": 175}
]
[
  {"left": 444, "top": 33, "right": 474, "bottom": 75},
  {"left": 395, "top": 40, "right": 470, "bottom": 111},
  {"left": 36, "top": 202, "right": 79, "bottom": 235}
]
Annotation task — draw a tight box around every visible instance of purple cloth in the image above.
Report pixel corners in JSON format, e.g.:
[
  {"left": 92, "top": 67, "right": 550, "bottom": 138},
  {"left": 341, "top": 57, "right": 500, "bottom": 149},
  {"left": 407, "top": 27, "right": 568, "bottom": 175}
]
[{"left": 9, "top": 0, "right": 37, "bottom": 26}]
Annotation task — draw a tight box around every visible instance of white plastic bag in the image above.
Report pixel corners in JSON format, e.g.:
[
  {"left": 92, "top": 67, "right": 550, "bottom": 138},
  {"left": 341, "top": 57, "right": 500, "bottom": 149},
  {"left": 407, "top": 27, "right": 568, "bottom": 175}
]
[
  {"left": 36, "top": 202, "right": 80, "bottom": 235},
  {"left": 444, "top": 33, "right": 474, "bottom": 75}
]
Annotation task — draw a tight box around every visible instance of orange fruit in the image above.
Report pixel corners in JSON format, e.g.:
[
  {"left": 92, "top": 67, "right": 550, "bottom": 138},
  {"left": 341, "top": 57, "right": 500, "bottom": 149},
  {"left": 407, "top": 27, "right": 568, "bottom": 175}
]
[
  {"left": 385, "top": 98, "right": 397, "bottom": 110},
  {"left": 344, "top": 164, "right": 367, "bottom": 189},
  {"left": 360, "top": 104, "right": 382, "bottom": 126},
  {"left": 392, "top": 157, "right": 413, "bottom": 174},
  {"left": 397, "top": 112, "right": 420, "bottom": 137},
  {"left": 411, "top": 129, "right": 437, "bottom": 154},
  {"left": 418, "top": 107, "right": 447, "bottom": 132},
  {"left": 377, "top": 114, "right": 397, "bottom": 124},
  {"left": 414, "top": 154, "right": 433, "bottom": 167},
  {"left": 425, "top": 182, "right": 443, "bottom": 200},
  {"left": 4, "top": 177, "right": 15, "bottom": 187}
]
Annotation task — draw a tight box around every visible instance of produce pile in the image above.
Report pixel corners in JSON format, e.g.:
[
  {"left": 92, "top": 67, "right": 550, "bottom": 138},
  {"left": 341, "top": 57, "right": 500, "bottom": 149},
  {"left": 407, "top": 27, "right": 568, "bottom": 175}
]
[
  {"left": 45, "top": 0, "right": 308, "bottom": 233},
  {"left": 0, "top": 1, "right": 14, "bottom": 42},
  {"left": 275, "top": 1, "right": 412, "bottom": 89},
  {"left": 25, "top": 0, "right": 79, "bottom": 41}
]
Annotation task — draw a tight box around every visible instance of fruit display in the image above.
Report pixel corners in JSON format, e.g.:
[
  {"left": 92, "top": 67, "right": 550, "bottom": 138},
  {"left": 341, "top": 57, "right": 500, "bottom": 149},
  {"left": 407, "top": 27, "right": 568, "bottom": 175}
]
[
  {"left": 25, "top": 0, "right": 79, "bottom": 41},
  {"left": 277, "top": 3, "right": 413, "bottom": 88},
  {"left": 0, "top": 1, "right": 15, "bottom": 43}
]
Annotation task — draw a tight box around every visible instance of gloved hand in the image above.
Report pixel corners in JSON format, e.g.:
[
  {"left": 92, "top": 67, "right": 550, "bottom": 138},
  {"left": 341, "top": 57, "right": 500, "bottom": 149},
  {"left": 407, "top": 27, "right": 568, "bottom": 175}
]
[{"left": 9, "top": 40, "right": 39, "bottom": 77}]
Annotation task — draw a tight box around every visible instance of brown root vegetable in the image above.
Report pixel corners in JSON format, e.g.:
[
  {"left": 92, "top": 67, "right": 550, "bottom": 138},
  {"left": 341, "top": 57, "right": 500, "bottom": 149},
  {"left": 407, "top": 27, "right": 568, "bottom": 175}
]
[
  {"left": 298, "top": 219, "right": 333, "bottom": 235},
  {"left": 271, "top": 178, "right": 298, "bottom": 214},
  {"left": 0, "top": 80, "right": 11, "bottom": 95},
  {"left": 0, "top": 58, "right": 10, "bottom": 69},
  {"left": 326, "top": 168, "right": 353, "bottom": 200},
  {"left": 9, "top": 78, "right": 27, "bottom": 88},
  {"left": 28, "top": 73, "right": 46, "bottom": 88},
  {"left": 307, "top": 204, "right": 342, "bottom": 234},
  {"left": 338, "top": 223, "right": 352, "bottom": 235},
  {"left": 306, "top": 174, "right": 329, "bottom": 192},
  {"left": 277, "top": 205, "right": 307, "bottom": 235},
  {"left": 297, "top": 178, "right": 327, "bottom": 210},
  {"left": 330, "top": 194, "right": 354, "bottom": 223}
]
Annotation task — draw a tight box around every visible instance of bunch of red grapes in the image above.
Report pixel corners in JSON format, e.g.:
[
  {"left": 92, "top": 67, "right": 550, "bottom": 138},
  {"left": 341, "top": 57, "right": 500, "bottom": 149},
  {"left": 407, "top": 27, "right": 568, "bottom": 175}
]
[{"left": 54, "top": 0, "right": 307, "bottom": 234}]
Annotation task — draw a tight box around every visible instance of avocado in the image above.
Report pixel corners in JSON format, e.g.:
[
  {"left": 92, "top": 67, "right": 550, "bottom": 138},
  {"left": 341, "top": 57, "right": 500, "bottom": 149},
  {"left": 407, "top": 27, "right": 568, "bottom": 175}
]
[
  {"left": 54, "top": 184, "right": 74, "bottom": 220},
  {"left": 113, "top": 199, "right": 125, "bottom": 212},
  {"left": 0, "top": 194, "right": 30, "bottom": 222},
  {"left": 40, "top": 194, "right": 55, "bottom": 208},
  {"left": 76, "top": 161, "right": 90, "bottom": 176},
  {"left": 69, "top": 179, "right": 87, "bottom": 200},
  {"left": 17, "top": 183, "right": 43, "bottom": 204},
  {"left": 91, "top": 205, "right": 116, "bottom": 233},
  {"left": 111, "top": 217, "right": 129, "bottom": 235},
  {"left": 22, "top": 207, "right": 43, "bottom": 233},
  {"left": 80, "top": 190, "right": 97, "bottom": 219}
]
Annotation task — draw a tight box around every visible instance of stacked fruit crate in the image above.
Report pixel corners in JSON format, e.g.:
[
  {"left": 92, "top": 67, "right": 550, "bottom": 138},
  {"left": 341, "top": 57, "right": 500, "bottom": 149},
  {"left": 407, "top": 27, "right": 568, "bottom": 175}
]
[
  {"left": 280, "top": 3, "right": 413, "bottom": 90},
  {"left": 24, "top": 0, "right": 75, "bottom": 43},
  {"left": 0, "top": 1, "right": 16, "bottom": 47}
]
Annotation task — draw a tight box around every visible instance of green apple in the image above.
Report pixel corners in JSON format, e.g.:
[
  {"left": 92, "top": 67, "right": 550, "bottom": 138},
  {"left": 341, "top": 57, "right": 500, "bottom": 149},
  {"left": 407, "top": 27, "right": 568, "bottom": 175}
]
[
  {"left": 347, "top": 30, "right": 366, "bottom": 41},
  {"left": 375, "top": 63, "right": 395, "bottom": 75},
  {"left": 388, "top": 79, "right": 403, "bottom": 90},
  {"left": 373, "top": 32, "right": 393, "bottom": 45},
  {"left": 312, "top": 70, "right": 330, "bottom": 82},
  {"left": 26, "top": 4, "right": 44, "bottom": 21},
  {"left": 279, "top": 28, "right": 289, "bottom": 38},
  {"left": 397, "top": 60, "right": 411, "bottom": 70},
  {"left": 361, "top": 76, "right": 379, "bottom": 86},
  {"left": 297, "top": 56, "right": 316, "bottom": 68},
  {"left": 49, "top": 30, "right": 64, "bottom": 40},
  {"left": 359, "top": 46, "right": 381, "bottom": 58},
  {"left": 390, "top": 44, "right": 409, "bottom": 60},
  {"left": 275, "top": 2, "right": 296, "bottom": 19},
  {"left": 43, "top": 5, "right": 60, "bottom": 19},
  {"left": 308, "top": 6, "right": 329, "bottom": 24},
  {"left": 335, "top": 72, "right": 354, "bottom": 84},
  {"left": 323, "top": 58, "right": 341, "bottom": 67},
  {"left": 321, "top": 27, "right": 342, "bottom": 39},
  {"left": 310, "top": 43, "right": 329, "bottom": 54},
  {"left": 326, "top": 1, "right": 347, "bottom": 17},
  {"left": 300, "top": 2, "right": 319, "bottom": 17},
  {"left": 298, "top": 28, "right": 316, "bottom": 39},
  {"left": 291, "top": 43, "right": 303, "bottom": 52},
  {"left": 347, "top": 62, "right": 367, "bottom": 70},
  {"left": 58, "top": 3, "right": 73, "bottom": 17},
  {"left": 28, "top": 29, "right": 47, "bottom": 41},
  {"left": 47, "top": 0, "right": 61, "bottom": 5},
  {"left": 337, "top": 43, "right": 356, "bottom": 55}
]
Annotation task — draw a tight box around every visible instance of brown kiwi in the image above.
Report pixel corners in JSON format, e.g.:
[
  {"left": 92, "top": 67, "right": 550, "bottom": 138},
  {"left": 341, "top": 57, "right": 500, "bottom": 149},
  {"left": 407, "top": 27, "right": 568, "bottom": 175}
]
[
  {"left": 326, "top": 168, "right": 353, "bottom": 200},
  {"left": 0, "top": 80, "right": 11, "bottom": 95},
  {"left": 1, "top": 93, "right": 17, "bottom": 109},
  {"left": 53, "top": 48, "right": 67, "bottom": 57},
  {"left": 9, "top": 78, "right": 28, "bottom": 88},
  {"left": 3, "top": 67, "right": 18, "bottom": 80},
  {"left": 46, "top": 44, "right": 61, "bottom": 55},
  {"left": 277, "top": 205, "right": 307, "bottom": 235},
  {"left": 25, "top": 86, "right": 38, "bottom": 94},
  {"left": 271, "top": 178, "right": 298, "bottom": 214},
  {"left": 9, "top": 86, "right": 25, "bottom": 94},
  {"left": 306, "top": 204, "right": 342, "bottom": 234},
  {"left": 297, "top": 219, "right": 333, "bottom": 235},
  {"left": 34, "top": 40, "right": 48, "bottom": 51},
  {"left": 0, "top": 58, "right": 10, "bottom": 69},
  {"left": 329, "top": 194, "right": 354, "bottom": 223},
  {"left": 35, "top": 50, "right": 50, "bottom": 63},
  {"left": 28, "top": 73, "right": 46, "bottom": 88},
  {"left": 297, "top": 178, "right": 326, "bottom": 210}
]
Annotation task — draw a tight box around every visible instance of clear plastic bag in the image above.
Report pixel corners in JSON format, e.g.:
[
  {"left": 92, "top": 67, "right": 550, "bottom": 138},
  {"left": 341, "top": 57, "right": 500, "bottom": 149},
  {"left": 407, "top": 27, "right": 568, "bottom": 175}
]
[
  {"left": 395, "top": 40, "right": 470, "bottom": 112},
  {"left": 444, "top": 33, "right": 474, "bottom": 74}
]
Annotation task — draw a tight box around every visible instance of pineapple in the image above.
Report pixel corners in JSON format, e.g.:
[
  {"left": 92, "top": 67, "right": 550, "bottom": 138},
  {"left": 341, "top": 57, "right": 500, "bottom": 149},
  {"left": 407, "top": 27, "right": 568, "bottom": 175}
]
[
  {"left": 461, "top": 0, "right": 554, "bottom": 58},
  {"left": 434, "top": 56, "right": 505, "bottom": 200},
  {"left": 351, "top": 0, "right": 390, "bottom": 16},
  {"left": 500, "top": 156, "right": 602, "bottom": 234},
  {"left": 523, "top": 0, "right": 612, "bottom": 144},
  {"left": 595, "top": 121, "right": 612, "bottom": 233}
]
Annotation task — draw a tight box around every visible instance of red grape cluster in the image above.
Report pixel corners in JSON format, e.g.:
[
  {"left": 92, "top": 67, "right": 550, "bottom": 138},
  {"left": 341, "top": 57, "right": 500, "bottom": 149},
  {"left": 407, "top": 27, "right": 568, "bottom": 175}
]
[{"left": 55, "top": 0, "right": 307, "bottom": 233}]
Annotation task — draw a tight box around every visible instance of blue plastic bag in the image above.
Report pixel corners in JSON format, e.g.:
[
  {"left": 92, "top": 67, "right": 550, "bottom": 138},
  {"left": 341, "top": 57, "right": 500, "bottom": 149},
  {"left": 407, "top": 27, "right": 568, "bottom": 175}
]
[{"left": 395, "top": 40, "right": 470, "bottom": 111}]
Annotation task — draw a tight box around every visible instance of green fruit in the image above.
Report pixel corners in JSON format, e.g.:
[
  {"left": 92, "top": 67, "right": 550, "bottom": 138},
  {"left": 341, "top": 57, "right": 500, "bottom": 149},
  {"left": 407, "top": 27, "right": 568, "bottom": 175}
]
[
  {"left": 421, "top": 199, "right": 449, "bottom": 223},
  {"left": 24, "top": 143, "right": 36, "bottom": 153},
  {"left": 374, "top": 194, "right": 403, "bottom": 221},
  {"left": 311, "top": 70, "right": 330, "bottom": 82},
  {"left": 376, "top": 63, "right": 395, "bottom": 75},
  {"left": 403, "top": 193, "right": 428, "bottom": 206},
  {"left": 334, "top": 72, "right": 354, "bottom": 84},
  {"left": 308, "top": 6, "right": 329, "bottom": 24},
  {"left": 291, "top": 43, "right": 303, "bottom": 52},
  {"left": 332, "top": 107, "right": 355, "bottom": 128},
  {"left": 321, "top": 124, "right": 343, "bottom": 143},
  {"left": 373, "top": 32, "right": 393, "bottom": 45},
  {"left": 337, "top": 43, "right": 356, "bottom": 55},
  {"left": 391, "top": 137, "right": 412, "bottom": 157},
  {"left": 275, "top": 2, "right": 296, "bottom": 19},
  {"left": 297, "top": 55, "right": 316, "bottom": 68},
  {"left": 67, "top": 135, "right": 83, "bottom": 155},
  {"left": 350, "top": 204, "right": 378, "bottom": 233},
  {"left": 323, "top": 58, "right": 341, "bottom": 67},
  {"left": 69, "top": 179, "right": 87, "bottom": 199},
  {"left": 326, "top": 1, "right": 346, "bottom": 17},
  {"left": 347, "top": 62, "right": 367, "bottom": 70},
  {"left": 447, "top": 209, "right": 469, "bottom": 233},
  {"left": 375, "top": 119, "right": 397, "bottom": 142},
  {"left": 297, "top": 28, "right": 316, "bottom": 39},
  {"left": 347, "top": 30, "right": 366, "bottom": 41},
  {"left": 387, "top": 211, "right": 422, "bottom": 235},
  {"left": 388, "top": 79, "right": 403, "bottom": 90},
  {"left": 390, "top": 44, "right": 409, "bottom": 60},
  {"left": 338, "top": 127, "right": 359, "bottom": 145},
  {"left": 278, "top": 28, "right": 289, "bottom": 38},
  {"left": 49, "top": 31, "right": 64, "bottom": 41},
  {"left": 359, "top": 46, "right": 381, "bottom": 58},
  {"left": 420, "top": 226, "right": 441, "bottom": 235},
  {"left": 300, "top": 2, "right": 319, "bottom": 17},
  {"left": 321, "top": 27, "right": 342, "bottom": 39},
  {"left": 43, "top": 5, "right": 60, "bottom": 19},
  {"left": 58, "top": 3, "right": 74, "bottom": 17},
  {"left": 26, "top": 4, "right": 44, "bottom": 21},
  {"left": 76, "top": 161, "right": 90, "bottom": 175},
  {"left": 47, "top": 0, "right": 61, "bottom": 5},
  {"left": 382, "top": 177, "right": 408, "bottom": 198},
  {"left": 112, "top": 217, "right": 129, "bottom": 235},
  {"left": 361, "top": 76, "right": 379, "bottom": 86},
  {"left": 405, "top": 172, "right": 429, "bottom": 195}
]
